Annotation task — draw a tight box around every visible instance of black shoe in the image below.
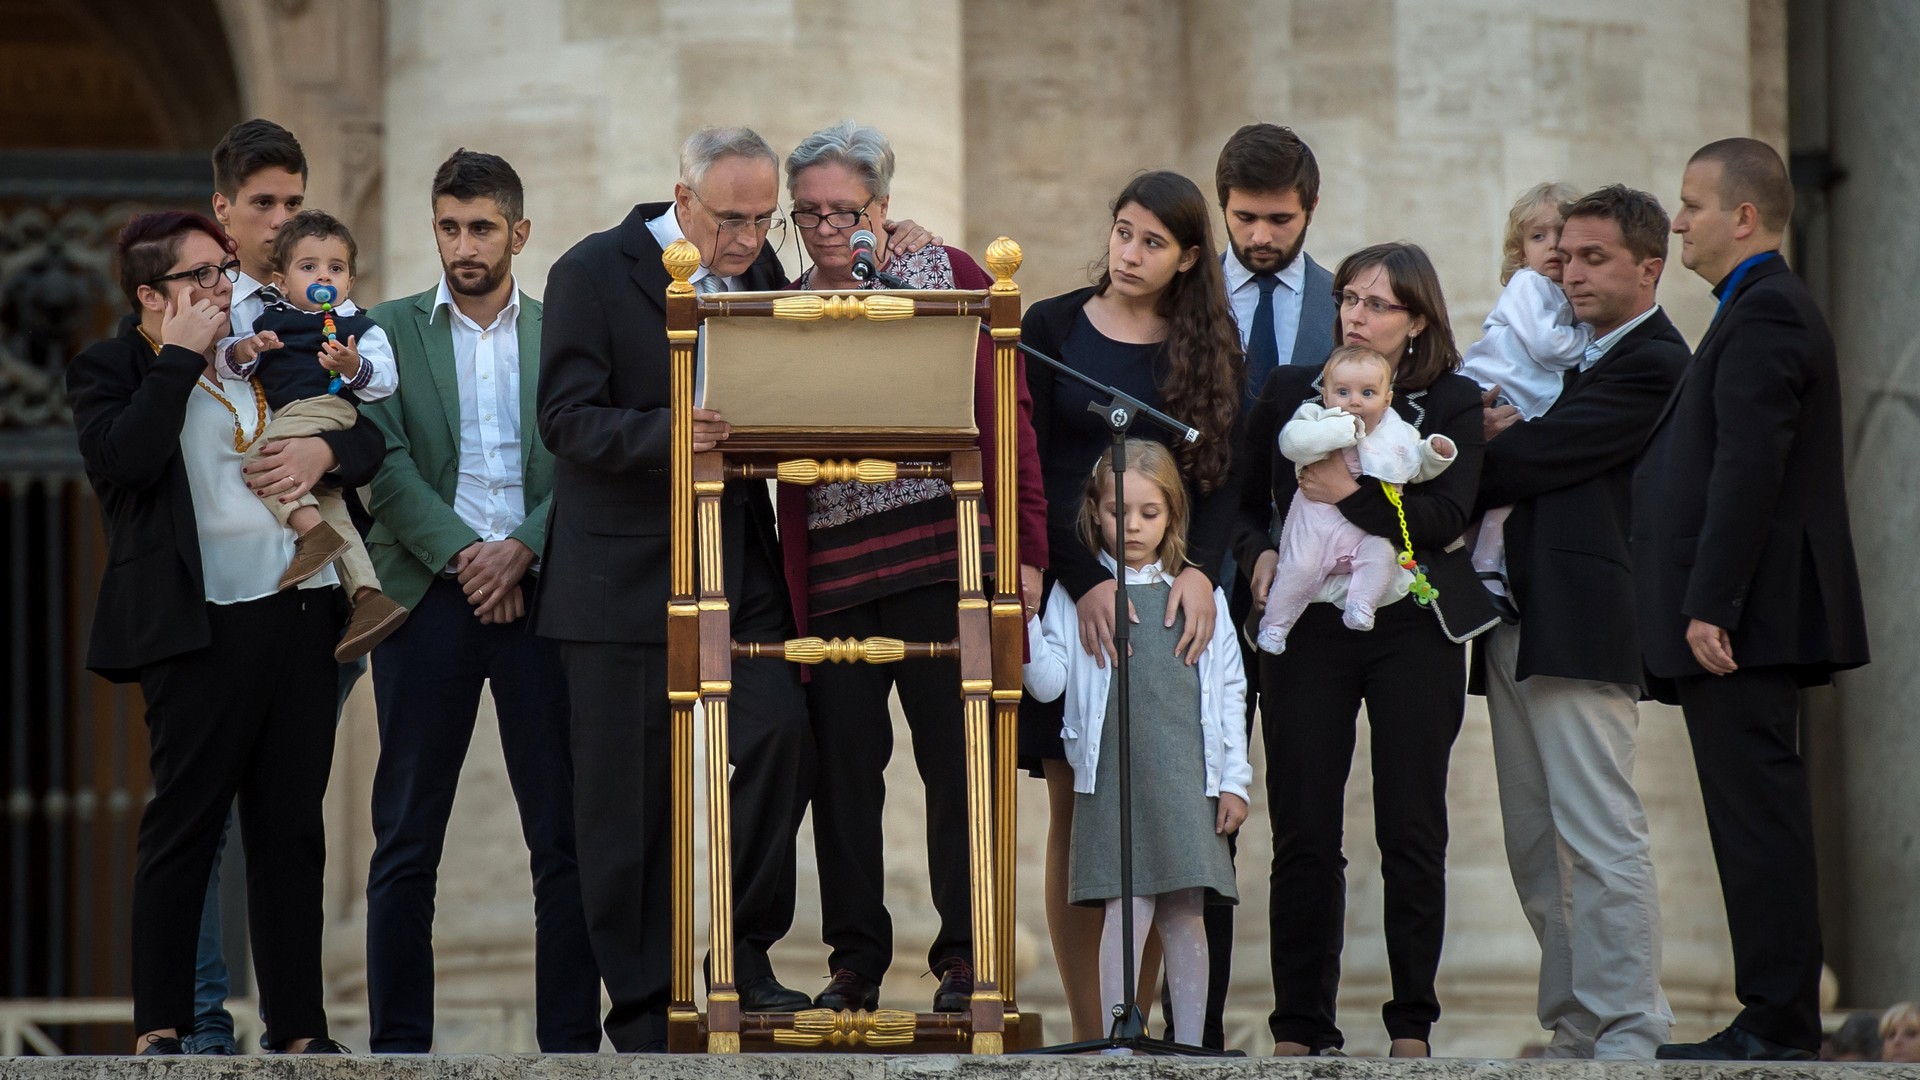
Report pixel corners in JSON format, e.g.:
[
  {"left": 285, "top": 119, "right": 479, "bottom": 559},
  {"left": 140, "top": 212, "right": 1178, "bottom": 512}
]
[
  {"left": 292, "top": 1037, "right": 352, "bottom": 1054},
  {"left": 137, "top": 1036, "right": 185, "bottom": 1056},
  {"left": 814, "top": 968, "right": 881, "bottom": 1012},
  {"left": 1656, "top": 1026, "right": 1815, "bottom": 1061},
  {"left": 932, "top": 959, "right": 973, "bottom": 1013},
  {"left": 738, "top": 975, "right": 813, "bottom": 1013}
]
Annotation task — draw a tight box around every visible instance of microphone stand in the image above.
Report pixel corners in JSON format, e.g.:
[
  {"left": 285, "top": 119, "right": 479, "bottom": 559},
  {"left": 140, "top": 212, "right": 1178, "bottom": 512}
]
[{"left": 1002, "top": 336, "right": 1233, "bottom": 1059}]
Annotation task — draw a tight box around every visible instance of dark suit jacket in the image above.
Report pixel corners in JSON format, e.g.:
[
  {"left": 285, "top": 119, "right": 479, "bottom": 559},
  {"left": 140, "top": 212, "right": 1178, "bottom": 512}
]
[
  {"left": 534, "top": 202, "right": 786, "bottom": 644},
  {"left": 1630, "top": 254, "right": 1868, "bottom": 691},
  {"left": 363, "top": 288, "right": 552, "bottom": 612},
  {"left": 1234, "top": 364, "right": 1500, "bottom": 643},
  {"left": 67, "top": 322, "right": 387, "bottom": 681},
  {"left": 1471, "top": 307, "right": 1688, "bottom": 690},
  {"left": 1292, "top": 253, "right": 1339, "bottom": 369}
]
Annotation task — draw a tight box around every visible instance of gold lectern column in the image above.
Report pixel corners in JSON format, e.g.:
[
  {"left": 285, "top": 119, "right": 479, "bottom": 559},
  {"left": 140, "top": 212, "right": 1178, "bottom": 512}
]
[
  {"left": 662, "top": 239, "right": 701, "bottom": 1026},
  {"left": 984, "top": 237, "right": 1024, "bottom": 1014}
]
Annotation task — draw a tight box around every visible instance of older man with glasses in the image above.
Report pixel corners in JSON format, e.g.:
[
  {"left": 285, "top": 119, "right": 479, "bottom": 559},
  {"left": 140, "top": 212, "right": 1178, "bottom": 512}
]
[{"left": 534, "top": 125, "right": 936, "bottom": 1051}]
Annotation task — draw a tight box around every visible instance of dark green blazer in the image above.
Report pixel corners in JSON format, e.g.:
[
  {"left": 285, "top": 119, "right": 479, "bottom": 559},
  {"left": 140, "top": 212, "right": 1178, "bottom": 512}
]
[{"left": 364, "top": 287, "right": 552, "bottom": 611}]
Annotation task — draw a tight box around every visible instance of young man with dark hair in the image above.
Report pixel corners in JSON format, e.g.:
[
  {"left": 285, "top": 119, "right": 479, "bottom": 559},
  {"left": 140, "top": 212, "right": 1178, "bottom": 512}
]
[
  {"left": 211, "top": 118, "right": 308, "bottom": 333},
  {"left": 1164, "top": 122, "right": 1341, "bottom": 1052},
  {"left": 1640, "top": 138, "right": 1868, "bottom": 1062},
  {"left": 360, "top": 148, "right": 601, "bottom": 1053},
  {"left": 1475, "top": 183, "right": 1685, "bottom": 1059}
]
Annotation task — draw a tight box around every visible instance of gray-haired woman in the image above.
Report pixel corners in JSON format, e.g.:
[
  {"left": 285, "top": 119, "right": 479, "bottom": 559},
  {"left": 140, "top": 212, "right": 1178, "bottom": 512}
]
[{"left": 776, "top": 120, "right": 1050, "bottom": 1015}]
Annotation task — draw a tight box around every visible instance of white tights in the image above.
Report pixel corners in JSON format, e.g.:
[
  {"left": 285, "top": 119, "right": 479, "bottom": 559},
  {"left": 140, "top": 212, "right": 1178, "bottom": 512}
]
[{"left": 1099, "top": 888, "right": 1207, "bottom": 1041}]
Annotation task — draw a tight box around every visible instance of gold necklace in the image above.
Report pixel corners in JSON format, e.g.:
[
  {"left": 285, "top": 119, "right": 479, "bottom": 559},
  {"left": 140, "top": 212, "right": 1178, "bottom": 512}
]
[
  {"left": 195, "top": 376, "right": 271, "bottom": 454},
  {"left": 142, "top": 327, "right": 270, "bottom": 452}
]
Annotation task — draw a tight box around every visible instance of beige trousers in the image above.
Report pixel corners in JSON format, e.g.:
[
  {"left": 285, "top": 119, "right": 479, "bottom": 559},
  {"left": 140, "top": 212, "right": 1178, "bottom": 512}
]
[
  {"left": 242, "top": 395, "right": 380, "bottom": 596},
  {"left": 1484, "top": 620, "right": 1672, "bottom": 1058}
]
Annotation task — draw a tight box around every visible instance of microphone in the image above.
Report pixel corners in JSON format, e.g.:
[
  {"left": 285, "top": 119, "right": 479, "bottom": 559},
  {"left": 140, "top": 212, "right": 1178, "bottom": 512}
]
[{"left": 848, "top": 229, "right": 880, "bottom": 282}]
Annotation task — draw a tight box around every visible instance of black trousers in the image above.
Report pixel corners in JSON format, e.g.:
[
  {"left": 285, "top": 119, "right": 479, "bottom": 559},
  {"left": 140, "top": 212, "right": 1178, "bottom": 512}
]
[
  {"left": 131, "top": 590, "right": 339, "bottom": 1045},
  {"left": 561, "top": 544, "right": 813, "bottom": 1051},
  {"left": 807, "top": 582, "right": 970, "bottom": 983},
  {"left": 365, "top": 578, "right": 600, "bottom": 1052},
  {"left": 1674, "top": 666, "right": 1822, "bottom": 1052},
  {"left": 1259, "top": 601, "right": 1466, "bottom": 1049}
]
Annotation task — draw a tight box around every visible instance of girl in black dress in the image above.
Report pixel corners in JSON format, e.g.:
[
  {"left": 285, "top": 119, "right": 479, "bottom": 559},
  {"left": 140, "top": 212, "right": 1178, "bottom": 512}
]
[{"left": 1020, "top": 170, "right": 1243, "bottom": 1040}]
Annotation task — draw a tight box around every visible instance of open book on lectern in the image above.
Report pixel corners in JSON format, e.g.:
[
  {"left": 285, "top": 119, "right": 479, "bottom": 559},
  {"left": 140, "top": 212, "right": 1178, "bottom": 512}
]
[{"left": 698, "top": 289, "right": 983, "bottom": 435}]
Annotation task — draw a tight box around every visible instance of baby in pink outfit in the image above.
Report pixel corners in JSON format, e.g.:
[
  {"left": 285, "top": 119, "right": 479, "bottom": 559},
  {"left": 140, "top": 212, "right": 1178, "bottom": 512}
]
[{"left": 1256, "top": 347, "right": 1455, "bottom": 654}]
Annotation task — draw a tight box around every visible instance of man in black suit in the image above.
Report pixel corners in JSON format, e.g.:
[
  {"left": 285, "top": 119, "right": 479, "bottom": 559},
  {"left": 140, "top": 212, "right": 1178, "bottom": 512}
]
[
  {"left": 1637, "top": 138, "right": 1869, "bottom": 1061},
  {"left": 1475, "top": 185, "right": 1686, "bottom": 1059},
  {"left": 534, "top": 126, "right": 818, "bottom": 1049}
]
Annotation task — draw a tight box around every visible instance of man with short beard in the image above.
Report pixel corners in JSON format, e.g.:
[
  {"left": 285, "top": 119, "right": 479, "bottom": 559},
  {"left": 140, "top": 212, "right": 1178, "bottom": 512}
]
[
  {"left": 361, "top": 149, "right": 600, "bottom": 1053},
  {"left": 1162, "top": 123, "right": 1340, "bottom": 1051}
]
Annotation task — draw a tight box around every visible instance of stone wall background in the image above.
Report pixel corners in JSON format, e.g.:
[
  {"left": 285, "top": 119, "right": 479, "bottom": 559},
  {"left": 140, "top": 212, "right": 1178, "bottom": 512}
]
[{"left": 181, "top": 0, "right": 1911, "bottom": 1056}]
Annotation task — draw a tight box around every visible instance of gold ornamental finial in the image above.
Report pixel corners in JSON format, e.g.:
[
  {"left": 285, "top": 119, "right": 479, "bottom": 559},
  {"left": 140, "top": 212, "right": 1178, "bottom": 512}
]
[
  {"left": 663, "top": 238, "right": 700, "bottom": 296},
  {"left": 985, "top": 236, "right": 1022, "bottom": 294}
]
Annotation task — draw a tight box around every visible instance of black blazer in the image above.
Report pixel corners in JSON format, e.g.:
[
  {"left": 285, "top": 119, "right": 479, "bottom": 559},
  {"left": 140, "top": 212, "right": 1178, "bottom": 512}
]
[
  {"left": 67, "top": 323, "right": 387, "bottom": 682},
  {"left": 1470, "top": 308, "right": 1688, "bottom": 690},
  {"left": 534, "top": 202, "right": 787, "bottom": 644},
  {"left": 1630, "top": 255, "right": 1868, "bottom": 690},
  {"left": 1234, "top": 364, "right": 1499, "bottom": 644}
]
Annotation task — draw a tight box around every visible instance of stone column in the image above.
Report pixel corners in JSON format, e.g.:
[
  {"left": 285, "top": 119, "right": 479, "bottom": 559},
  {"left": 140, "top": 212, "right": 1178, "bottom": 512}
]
[{"left": 1815, "top": 0, "right": 1920, "bottom": 1010}]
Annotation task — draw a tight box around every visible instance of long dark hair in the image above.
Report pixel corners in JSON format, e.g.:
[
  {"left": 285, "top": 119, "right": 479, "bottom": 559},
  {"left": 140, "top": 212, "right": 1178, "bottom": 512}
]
[
  {"left": 1095, "top": 171, "right": 1243, "bottom": 493},
  {"left": 1330, "top": 242, "right": 1460, "bottom": 392}
]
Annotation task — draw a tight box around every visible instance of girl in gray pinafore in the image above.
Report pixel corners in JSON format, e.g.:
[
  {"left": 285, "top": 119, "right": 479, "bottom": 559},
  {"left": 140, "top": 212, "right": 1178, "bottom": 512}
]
[{"left": 1023, "top": 439, "right": 1252, "bottom": 1045}]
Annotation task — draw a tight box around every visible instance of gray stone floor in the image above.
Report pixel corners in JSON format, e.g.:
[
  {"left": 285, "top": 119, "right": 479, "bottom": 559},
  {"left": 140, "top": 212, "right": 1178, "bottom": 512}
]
[{"left": 3, "top": 1056, "right": 1919, "bottom": 1079}]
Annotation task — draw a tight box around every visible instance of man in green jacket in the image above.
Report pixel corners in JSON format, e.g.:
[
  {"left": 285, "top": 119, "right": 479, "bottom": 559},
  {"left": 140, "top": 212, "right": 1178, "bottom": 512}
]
[{"left": 360, "top": 149, "right": 599, "bottom": 1053}]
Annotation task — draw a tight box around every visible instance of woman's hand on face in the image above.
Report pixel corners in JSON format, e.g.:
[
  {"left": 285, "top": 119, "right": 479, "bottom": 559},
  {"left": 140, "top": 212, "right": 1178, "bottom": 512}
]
[
  {"left": 1076, "top": 578, "right": 1137, "bottom": 668},
  {"left": 243, "top": 437, "right": 337, "bottom": 503},
  {"left": 160, "top": 296, "right": 226, "bottom": 355},
  {"left": 1216, "top": 792, "right": 1249, "bottom": 835},
  {"left": 1249, "top": 549, "right": 1279, "bottom": 613},
  {"left": 1297, "top": 453, "right": 1361, "bottom": 504},
  {"left": 1168, "top": 566, "right": 1216, "bottom": 665}
]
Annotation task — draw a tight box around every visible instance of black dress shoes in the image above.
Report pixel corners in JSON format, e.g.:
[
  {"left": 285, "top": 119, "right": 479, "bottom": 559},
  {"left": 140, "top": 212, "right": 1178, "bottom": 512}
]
[
  {"left": 932, "top": 959, "right": 973, "bottom": 1013},
  {"left": 292, "top": 1037, "right": 352, "bottom": 1054},
  {"left": 1656, "top": 1026, "right": 1816, "bottom": 1061},
  {"left": 737, "top": 975, "right": 814, "bottom": 1013},
  {"left": 814, "top": 968, "right": 881, "bottom": 1012},
  {"left": 136, "top": 1036, "right": 185, "bottom": 1056}
]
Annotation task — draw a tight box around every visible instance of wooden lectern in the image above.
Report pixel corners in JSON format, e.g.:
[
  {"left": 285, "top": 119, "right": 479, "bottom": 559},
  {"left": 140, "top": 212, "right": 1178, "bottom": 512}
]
[{"left": 661, "top": 235, "right": 1034, "bottom": 1053}]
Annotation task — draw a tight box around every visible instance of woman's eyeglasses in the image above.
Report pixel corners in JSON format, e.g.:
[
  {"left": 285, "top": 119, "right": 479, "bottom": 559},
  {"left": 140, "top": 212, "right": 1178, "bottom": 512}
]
[
  {"left": 1335, "top": 290, "right": 1411, "bottom": 316},
  {"left": 151, "top": 260, "right": 242, "bottom": 290},
  {"left": 789, "top": 199, "right": 874, "bottom": 231}
]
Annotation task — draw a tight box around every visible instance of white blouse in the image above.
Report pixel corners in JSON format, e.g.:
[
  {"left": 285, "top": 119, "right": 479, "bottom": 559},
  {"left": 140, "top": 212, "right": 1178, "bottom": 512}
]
[{"left": 180, "top": 372, "right": 339, "bottom": 603}]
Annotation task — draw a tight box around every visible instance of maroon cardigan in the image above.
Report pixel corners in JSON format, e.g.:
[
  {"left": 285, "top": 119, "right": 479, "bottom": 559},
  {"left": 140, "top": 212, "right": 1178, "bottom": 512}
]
[{"left": 777, "top": 245, "right": 1050, "bottom": 635}]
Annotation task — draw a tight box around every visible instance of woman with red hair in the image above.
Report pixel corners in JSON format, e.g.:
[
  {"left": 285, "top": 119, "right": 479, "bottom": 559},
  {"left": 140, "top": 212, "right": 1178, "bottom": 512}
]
[{"left": 67, "top": 211, "right": 387, "bottom": 1055}]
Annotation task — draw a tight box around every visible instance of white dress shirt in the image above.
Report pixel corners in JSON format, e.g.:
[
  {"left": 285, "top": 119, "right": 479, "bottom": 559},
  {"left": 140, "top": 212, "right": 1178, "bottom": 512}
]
[
  {"left": 431, "top": 275, "right": 526, "bottom": 542},
  {"left": 647, "top": 205, "right": 735, "bottom": 406},
  {"left": 1583, "top": 303, "right": 1663, "bottom": 370},
  {"left": 182, "top": 371, "right": 338, "bottom": 602},
  {"left": 1224, "top": 249, "right": 1308, "bottom": 365},
  {"left": 230, "top": 271, "right": 270, "bottom": 336}
]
